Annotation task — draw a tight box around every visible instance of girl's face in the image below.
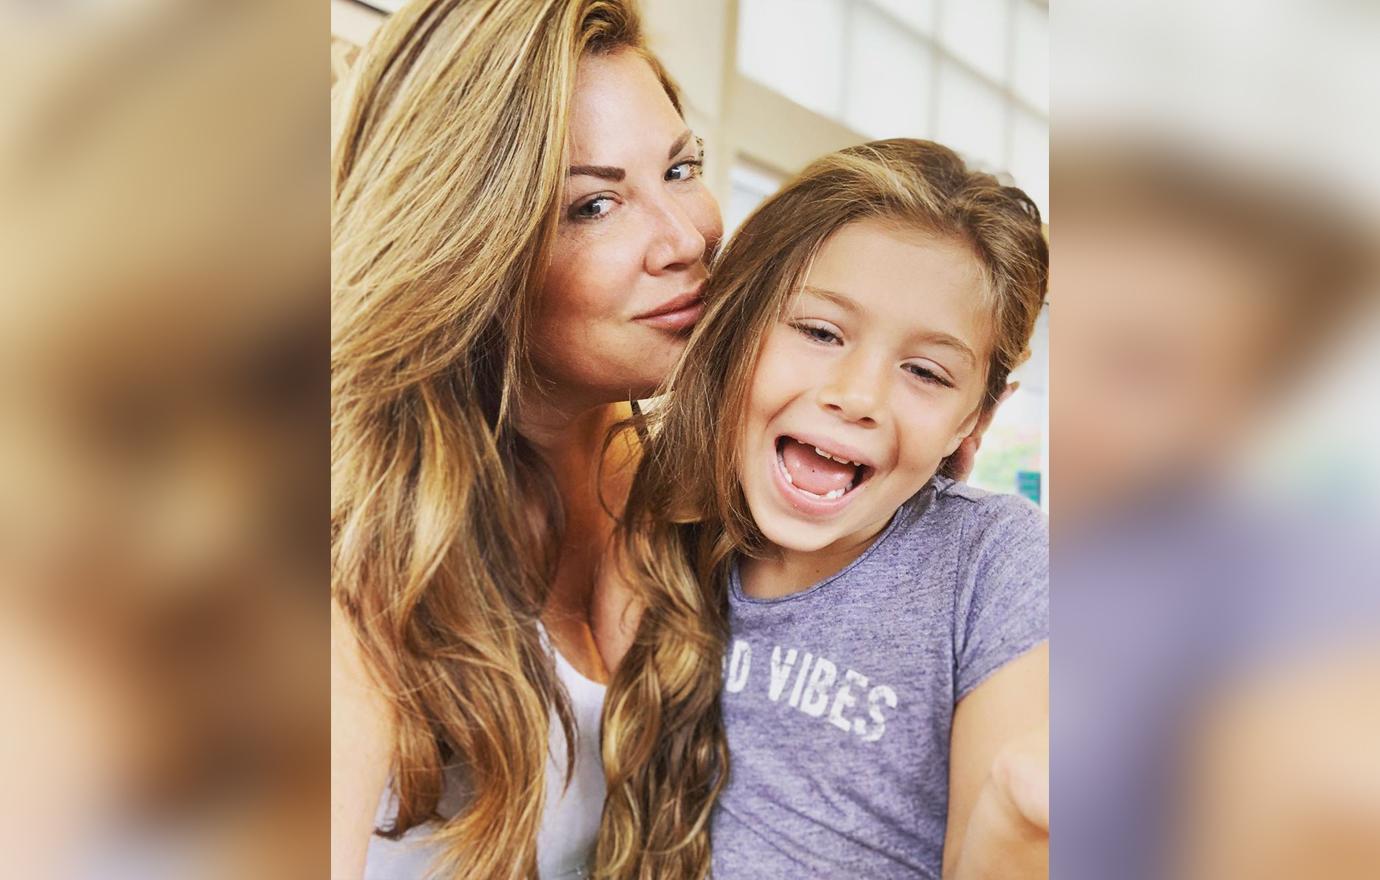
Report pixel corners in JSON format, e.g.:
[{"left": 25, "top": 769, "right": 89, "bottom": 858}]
[
  {"left": 737, "top": 219, "right": 991, "bottom": 558},
  {"left": 534, "top": 49, "right": 723, "bottom": 405}
]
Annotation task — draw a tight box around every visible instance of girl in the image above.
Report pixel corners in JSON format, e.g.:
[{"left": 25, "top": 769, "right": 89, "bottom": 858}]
[
  {"left": 330, "top": 1, "right": 722, "bottom": 878},
  {"left": 602, "top": 139, "right": 1049, "bottom": 878}
]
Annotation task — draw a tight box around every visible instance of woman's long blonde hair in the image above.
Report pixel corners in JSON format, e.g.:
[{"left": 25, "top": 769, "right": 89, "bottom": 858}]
[
  {"left": 600, "top": 139, "right": 1048, "bottom": 878},
  {"left": 331, "top": 2, "right": 680, "bottom": 878}
]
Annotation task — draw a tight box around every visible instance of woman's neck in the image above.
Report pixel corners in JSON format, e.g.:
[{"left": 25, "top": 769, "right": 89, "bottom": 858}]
[{"left": 515, "top": 389, "right": 639, "bottom": 681}]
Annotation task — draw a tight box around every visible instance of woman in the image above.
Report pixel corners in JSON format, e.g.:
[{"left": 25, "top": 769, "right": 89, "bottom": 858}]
[{"left": 330, "top": 1, "right": 721, "bottom": 878}]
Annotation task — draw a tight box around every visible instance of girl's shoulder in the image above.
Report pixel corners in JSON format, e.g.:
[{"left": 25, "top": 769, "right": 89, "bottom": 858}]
[
  {"left": 918, "top": 476, "right": 1046, "bottom": 536},
  {"left": 879, "top": 477, "right": 1047, "bottom": 577}
]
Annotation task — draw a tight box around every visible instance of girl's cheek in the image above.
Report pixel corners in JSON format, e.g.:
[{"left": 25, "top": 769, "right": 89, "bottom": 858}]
[{"left": 754, "top": 337, "right": 801, "bottom": 401}]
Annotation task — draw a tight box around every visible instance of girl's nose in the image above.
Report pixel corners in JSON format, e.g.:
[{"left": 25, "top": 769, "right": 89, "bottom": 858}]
[{"left": 819, "top": 351, "right": 885, "bottom": 425}]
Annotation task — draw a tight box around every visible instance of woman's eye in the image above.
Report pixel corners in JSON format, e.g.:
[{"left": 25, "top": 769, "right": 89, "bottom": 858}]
[
  {"left": 666, "top": 159, "right": 703, "bottom": 182},
  {"left": 792, "top": 322, "right": 841, "bottom": 345},
  {"left": 904, "top": 363, "right": 953, "bottom": 387},
  {"left": 571, "top": 196, "right": 614, "bottom": 221}
]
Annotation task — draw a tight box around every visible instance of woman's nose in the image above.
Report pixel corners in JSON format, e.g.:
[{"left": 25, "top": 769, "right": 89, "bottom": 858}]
[{"left": 645, "top": 195, "right": 708, "bottom": 274}]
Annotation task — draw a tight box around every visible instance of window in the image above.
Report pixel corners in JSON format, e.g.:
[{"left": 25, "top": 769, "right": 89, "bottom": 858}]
[
  {"left": 736, "top": 0, "right": 847, "bottom": 119},
  {"left": 845, "top": 3, "right": 933, "bottom": 139},
  {"left": 737, "top": 0, "right": 1049, "bottom": 217},
  {"left": 727, "top": 161, "right": 787, "bottom": 235}
]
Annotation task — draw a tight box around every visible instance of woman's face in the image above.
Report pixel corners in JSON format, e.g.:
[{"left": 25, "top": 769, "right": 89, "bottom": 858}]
[{"left": 534, "top": 49, "right": 723, "bottom": 405}]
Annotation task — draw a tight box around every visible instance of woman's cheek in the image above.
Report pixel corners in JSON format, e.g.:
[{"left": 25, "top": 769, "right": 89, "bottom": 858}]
[
  {"left": 550, "top": 247, "right": 619, "bottom": 321},
  {"left": 689, "top": 188, "right": 725, "bottom": 246}
]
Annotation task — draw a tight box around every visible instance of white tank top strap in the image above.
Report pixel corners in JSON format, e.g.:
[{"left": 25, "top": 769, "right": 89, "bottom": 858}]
[{"left": 363, "top": 622, "right": 608, "bottom": 880}]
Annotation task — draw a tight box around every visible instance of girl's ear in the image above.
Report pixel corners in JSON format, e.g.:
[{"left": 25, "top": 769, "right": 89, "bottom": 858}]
[
  {"left": 943, "top": 409, "right": 983, "bottom": 459},
  {"left": 939, "top": 382, "right": 1019, "bottom": 478}
]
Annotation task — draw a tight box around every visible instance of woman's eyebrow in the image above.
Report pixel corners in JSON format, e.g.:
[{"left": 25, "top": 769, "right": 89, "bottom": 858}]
[
  {"left": 667, "top": 129, "right": 692, "bottom": 159},
  {"left": 568, "top": 164, "right": 624, "bottom": 181},
  {"left": 567, "top": 131, "right": 695, "bottom": 182}
]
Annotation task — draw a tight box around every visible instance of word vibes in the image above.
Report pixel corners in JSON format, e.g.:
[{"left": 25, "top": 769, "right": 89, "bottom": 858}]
[{"left": 722, "top": 637, "right": 898, "bottom": 743}]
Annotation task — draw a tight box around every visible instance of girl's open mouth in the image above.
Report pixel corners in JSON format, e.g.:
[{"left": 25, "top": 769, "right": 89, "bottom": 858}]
[{"left": 773, "top": 435, "right": 874, "bottom": 508}]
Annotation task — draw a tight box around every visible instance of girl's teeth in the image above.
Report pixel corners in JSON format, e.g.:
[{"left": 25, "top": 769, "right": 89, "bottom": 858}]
[
  {"left": 792, "top": 485, "right": 847, "bottom": 501},
  {"left": 777, "top": 451, "right": 797, "bottom": 485},
  {"left": 812, "top": 445, "right": 858, "bottom": 467},
  {"left": 778, "top": 444, "right": 852, "bottom": 500}
]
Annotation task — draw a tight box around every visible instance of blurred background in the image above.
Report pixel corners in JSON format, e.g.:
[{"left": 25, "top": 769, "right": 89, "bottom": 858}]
[
  {"left": 1052, "top": 2, "right": 1380, "bottom": 878},
  {"left": 2, "top": 2, "right": 327, "bottom": 878},
  {"left": 334, "top": 0, "right": 1051, "bottom": 507}
]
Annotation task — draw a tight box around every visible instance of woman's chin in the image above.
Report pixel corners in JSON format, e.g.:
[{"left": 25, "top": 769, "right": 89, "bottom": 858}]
[{"left": 618, "top": 358, "right": 683, "bottom": 401}]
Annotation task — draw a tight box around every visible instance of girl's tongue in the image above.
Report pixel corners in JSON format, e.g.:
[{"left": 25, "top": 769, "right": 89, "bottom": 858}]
[{"left": 780, "top": 437, "right": 856, "bottom": 496}]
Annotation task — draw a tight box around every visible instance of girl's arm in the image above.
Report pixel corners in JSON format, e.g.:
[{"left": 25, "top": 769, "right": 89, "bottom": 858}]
[
  {"left": 942, "top": 641, "right": 1050, "bottom": 880},
  {"left": 331, "top": 600, "right": 393, "bottom": 880}
]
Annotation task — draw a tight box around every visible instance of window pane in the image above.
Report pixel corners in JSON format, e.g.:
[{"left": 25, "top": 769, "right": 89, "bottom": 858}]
[
  {"left": 938, "top": 0, "right": 1009, "bottom": 83},
  {"left": 936, "top": 61, "right": 1007, "bottom": 171},
  {"left": 971, "top": 305, "right": 1048, "bottom": 506},
  {"left": 1013, "top": 0, "right": 1048, "bottom": 112},
  {"left": 865, "top": 0, "right": 936, "bottom": 35},
  {"left": 845, "top": 3, "right": 932, "bottom": 138},
  {"left": 726, "top": 161, "right": 786, "bottom": 236},
  {"left": 1010, "top": 110, "right": 1048, "bottom": 218},
  {"left": 737, "top": 0, "right": 846, "bottom": 118}
]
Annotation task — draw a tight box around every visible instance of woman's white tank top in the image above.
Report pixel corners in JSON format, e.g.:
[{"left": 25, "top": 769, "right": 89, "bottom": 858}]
[{"left": 362, "top": 628, "right": 608, "bottom": 879}]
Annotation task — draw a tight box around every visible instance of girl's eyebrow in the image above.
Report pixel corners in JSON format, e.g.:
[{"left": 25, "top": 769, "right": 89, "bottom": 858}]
[
  {"left": 914, "top": 332, "right": 977, "bottom": 368},
  {"left": 802, "top": 285, "right": 977, "bottom": 368},
  {"left": 802, "top": 285, "right": 859, "bottom": 313},
  {"left": 567, "top": 130, "right": 695, "bottom": 182}
]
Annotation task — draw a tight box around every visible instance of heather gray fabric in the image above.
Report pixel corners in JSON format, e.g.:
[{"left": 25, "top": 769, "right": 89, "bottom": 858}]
[{"left": 711, "top": 476, "right": 1048, "bottom": 879}]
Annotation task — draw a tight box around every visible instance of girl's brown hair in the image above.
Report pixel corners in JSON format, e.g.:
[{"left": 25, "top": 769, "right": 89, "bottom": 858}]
[
  {"left": 599, "top": 138, "right": 1047, "bottom": 878},
  {"left": 332, "top": 2, "right": 681, "bottom": 878}
]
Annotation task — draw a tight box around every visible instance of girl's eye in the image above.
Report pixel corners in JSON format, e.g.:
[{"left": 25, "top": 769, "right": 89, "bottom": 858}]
[
  {"left": 792, "top": 321, "right": 841, "bottom": 345},
  {"left": 904, "top": 362, "right": 954, "bottom": 387},
  {"left": 571, "top": 195, "right": 615, "bottom": 221},
  {"left": 666, "top": 158, "right": 703, "bottom": 182}
]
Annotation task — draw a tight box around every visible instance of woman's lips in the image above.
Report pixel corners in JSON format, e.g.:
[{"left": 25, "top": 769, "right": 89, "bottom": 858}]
[{"left": 633, "top": 287, "right": 706, "bottom": 333}]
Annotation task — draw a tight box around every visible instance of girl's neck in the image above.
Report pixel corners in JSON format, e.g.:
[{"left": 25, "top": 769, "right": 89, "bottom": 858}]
[{"left": 739, "top": 521, "right": 889, "bottom": 600}]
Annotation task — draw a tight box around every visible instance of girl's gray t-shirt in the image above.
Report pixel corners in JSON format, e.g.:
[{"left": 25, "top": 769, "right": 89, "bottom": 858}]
[{"left": 711, "top": 476, "right": 1049, "bottom": 879}]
